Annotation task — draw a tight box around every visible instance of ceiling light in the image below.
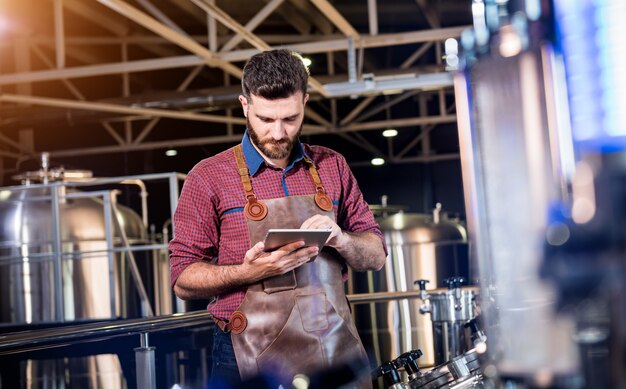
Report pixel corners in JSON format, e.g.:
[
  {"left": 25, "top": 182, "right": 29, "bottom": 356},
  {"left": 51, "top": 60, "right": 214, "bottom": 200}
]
[
  {"left": 382, "top": 129, "right": 398, "bottom": 138},
  {"left": 371, "top": 158, "right": 385, "bottom": 166},
  {"left": 165, "top": 149, "right": 178, "bottom": 157},
  {"left": 302, "top": 57, "right": 312, "bottom": 68}
]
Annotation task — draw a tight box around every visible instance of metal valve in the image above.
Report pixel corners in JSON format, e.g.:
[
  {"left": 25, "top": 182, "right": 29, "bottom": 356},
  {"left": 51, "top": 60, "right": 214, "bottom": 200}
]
[
  {"left": 443, "top": 276, "right": 465, "bottom": 289},
  {"left": 414, "top": 279, "right": 429, "bottom": 299},
  {"left": 395, "top": 349, "right": 423, "bottom": 380},
  {"left": 444, "top": 277, "right": 465, "bottom": 311},
  {"left": 414, "top": 279, "right": 431, "bottom": 313},
  {"left": 373, "top": 360, "right": 405, "bottom": 389}
]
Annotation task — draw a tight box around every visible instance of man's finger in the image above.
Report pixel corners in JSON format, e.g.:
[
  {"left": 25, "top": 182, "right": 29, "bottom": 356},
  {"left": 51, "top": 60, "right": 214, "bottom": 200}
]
[{"left": 248, "top": 241, "right": 265, "bottom": 262}]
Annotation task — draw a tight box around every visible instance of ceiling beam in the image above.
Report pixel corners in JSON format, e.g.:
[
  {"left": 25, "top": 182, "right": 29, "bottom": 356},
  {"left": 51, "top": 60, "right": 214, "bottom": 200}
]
[
  {"left": 324, "top": 72, "right": 453, "bottom": 98},
  {"left": 310, "top": 0, "right": 360, "bottom": 40},
  {"left": 0, "top": 27, "right": 467, "bottom": 86},
  {"left": 337, "top": 115, "right": 456, "bottom": 132},
  {"left": 169, "top": 0, "right": 207, "bottom": 24},
  {"left": 221, "top": 26, "right": 467, "bottom": 60},
  {"left": 55, "top": 0, "right": 185, "bottom": 61},
  {"left": 349, "top": 153, "right": 459, "bottom": 167},
  {"left": 352, "top": 90, "right": 421, "bottom": 124},
  {"left": 190, "top": 0, "right": 272, "bottom": 53},
  {"left": 0, "top": 56, "right": 203, "bottom": 85},
  {"left": 136, "top": 0, "right": 188, "bottom": 36},
  {"left": 0, "top": 94, "right": 247, "bottom": 125},
  {"left": 288, "top": 0, "right": 333, "bottom": 34},
  {"left": 0, "top": 132, "right": 37, "bottom": 157},
  {"left": 220, "top": 0, "right": 286, "bottom": 53},
  {"left": 24, "top": 34, "right": 345, "bottom": 46},
  {"left": 190, "top": 0, "right": 327, "bottom": 97},
  {"left": 0, "top": 150, "right": 22, "bottom": 159},
  {"left": 96, "top": 0, "right": 242, "bottom": 78},
  {"left": 416, "top": 0, "right": 441, "bottom": 28},
  {"left": 62, "top": 0, "right": 130, "bottom": 36},
  {"left": 41, "top": 115, "right": 455, "bottom": 159}
]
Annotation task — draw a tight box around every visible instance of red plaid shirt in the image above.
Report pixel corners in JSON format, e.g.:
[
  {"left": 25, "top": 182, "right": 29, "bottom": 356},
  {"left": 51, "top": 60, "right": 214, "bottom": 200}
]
[{"left": 169, "top": 131, "right": 385, "bottom": 319}]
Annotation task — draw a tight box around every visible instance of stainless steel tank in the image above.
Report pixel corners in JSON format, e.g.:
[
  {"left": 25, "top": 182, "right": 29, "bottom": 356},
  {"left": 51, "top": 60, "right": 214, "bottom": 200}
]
[
  {"left": 0, "top": 161, "right": 163, "bottom": 389},
  {"left": 0, "top": 185, "right": 148, "bottom": 324},
  {"left": 349, "top": 207, "right": 470, "bottom": 369}
]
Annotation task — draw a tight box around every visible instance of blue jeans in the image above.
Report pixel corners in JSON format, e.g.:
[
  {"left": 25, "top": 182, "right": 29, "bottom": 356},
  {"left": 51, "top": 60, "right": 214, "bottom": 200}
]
[{"left": 207, "top": 326, "right": 241, "bottom": 389}]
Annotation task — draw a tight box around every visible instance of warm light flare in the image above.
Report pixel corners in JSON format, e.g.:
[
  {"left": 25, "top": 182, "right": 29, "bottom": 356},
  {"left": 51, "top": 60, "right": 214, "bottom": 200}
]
[{"left": 0, "top": 15, "right": 9, "bottom": 33}]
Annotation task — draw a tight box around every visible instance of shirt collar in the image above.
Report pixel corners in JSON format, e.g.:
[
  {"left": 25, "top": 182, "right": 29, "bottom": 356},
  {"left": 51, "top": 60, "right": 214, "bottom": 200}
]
[{"left": 241, "top": 130, "right": 310, "bottom": 175}]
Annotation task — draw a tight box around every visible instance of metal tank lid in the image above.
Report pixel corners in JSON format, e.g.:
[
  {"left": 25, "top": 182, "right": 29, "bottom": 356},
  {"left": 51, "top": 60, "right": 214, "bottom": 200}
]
[
  {"left": 377, "top": 204, "right": 467, "bottom": 243},
  {"left": 11, "top": 152, "right": 94, "bottom": 185}
]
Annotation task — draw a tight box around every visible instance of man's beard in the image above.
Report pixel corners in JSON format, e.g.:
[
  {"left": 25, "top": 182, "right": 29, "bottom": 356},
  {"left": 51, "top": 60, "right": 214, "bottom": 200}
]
[{"left": 247, "top": 117, "right": 302, "bottom": 160}]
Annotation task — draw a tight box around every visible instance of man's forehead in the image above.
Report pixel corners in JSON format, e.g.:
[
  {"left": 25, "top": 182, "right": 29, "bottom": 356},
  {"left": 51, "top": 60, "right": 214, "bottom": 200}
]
[{"left": 247, "top": 91, "right": 305, "bottom": 104}]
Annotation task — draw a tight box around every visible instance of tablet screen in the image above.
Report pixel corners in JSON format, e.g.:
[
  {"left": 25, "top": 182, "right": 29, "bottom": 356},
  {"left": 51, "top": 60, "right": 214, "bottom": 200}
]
[{"left": 263, "top": 228, "right": 332, "bottom": 252}]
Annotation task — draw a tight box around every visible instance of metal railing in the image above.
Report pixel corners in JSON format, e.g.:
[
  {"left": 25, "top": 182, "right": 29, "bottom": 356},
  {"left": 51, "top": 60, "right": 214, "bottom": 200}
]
[
  {"left": 0, "top": 310, "right": 213, "bottom": 388},
  {"left": 0, "top": 291, "right": 427, "bottom": 388}
]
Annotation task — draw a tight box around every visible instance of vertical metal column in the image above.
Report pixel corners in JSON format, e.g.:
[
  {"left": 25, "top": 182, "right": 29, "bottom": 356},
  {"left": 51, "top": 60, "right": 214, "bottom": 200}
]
[
  {"left": 168, "top": 173, "right": 186, "bottom": 313},
  {"left": 135, "top": 332, "right": 156, "bottom": 389},
  {"left": 347, "top": 36, "right": 357, "bottom": 84},
  {"left": 111, "top": 194, "right": 154, "bottom": 317},
  {"left": 50, "top": 184, "right": 64, "bottom": 322},
  {"left": 102, "top": 193, "right": 117, "bottom": 316},
  {"left": 168, "top": 173, "right": 180, "bottom": 231}
]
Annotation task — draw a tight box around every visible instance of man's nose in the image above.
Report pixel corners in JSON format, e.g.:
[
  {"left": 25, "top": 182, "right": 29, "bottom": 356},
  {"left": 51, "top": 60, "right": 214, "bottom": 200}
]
[{"left": 270, "top": 121, "right": 287, "bottom": 139}]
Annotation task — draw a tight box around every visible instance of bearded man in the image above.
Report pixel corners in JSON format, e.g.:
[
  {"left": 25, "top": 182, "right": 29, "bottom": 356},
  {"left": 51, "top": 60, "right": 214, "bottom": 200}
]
[{"left": 169, "top": 49, "right": 386, "bottom": 389}]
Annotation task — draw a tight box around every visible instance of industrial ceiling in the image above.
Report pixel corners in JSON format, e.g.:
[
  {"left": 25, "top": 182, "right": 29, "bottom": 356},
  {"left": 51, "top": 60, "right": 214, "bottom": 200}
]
[{"left": 0, "top": 0, "right": 472, "bottom": 183}]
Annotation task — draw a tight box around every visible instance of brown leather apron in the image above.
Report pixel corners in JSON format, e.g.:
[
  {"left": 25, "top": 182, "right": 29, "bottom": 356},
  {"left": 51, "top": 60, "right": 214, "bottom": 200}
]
[{"left": 228, "top": 145, "right": 371, "bottom": 387}]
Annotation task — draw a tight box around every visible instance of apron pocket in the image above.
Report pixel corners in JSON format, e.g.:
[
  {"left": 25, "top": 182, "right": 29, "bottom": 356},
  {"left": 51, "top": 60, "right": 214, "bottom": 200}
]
[
  {"left": 256, "top": 304, "right": 325, "bottom": 379},
  {"left": 263, "top": 270, "right": 297, "bottom": 293},
  {"left": 296, "top": 293, "right": 330, "bottom": 332}
]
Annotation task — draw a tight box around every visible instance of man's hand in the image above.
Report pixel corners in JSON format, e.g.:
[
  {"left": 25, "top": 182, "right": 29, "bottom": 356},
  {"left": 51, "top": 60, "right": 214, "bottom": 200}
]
[
  {"left": 300, "top": 214, "right": 345, "bottom": 249},
  {"left": 173, "top": 239, "right": 319, "bottom": 300},
  {"left": 241, "top": 240, "right": 319, "bottom": 281},
  {"left": 300, "top": 215, "right": 386, "bottom": 272}
]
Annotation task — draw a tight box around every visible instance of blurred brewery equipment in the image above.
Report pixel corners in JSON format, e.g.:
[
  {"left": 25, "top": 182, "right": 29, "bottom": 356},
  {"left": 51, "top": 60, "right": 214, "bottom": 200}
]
[{"left": 349, "top": 201, "right": 472, "bottom": 368}]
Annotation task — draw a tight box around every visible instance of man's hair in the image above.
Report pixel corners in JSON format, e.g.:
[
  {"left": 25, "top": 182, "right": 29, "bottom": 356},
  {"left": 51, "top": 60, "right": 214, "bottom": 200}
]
[{"left": 241, "top": 49, "right": 309, "bottom": 100}]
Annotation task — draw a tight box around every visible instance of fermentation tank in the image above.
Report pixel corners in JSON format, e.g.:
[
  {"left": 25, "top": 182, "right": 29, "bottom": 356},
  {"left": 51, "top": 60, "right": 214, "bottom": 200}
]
[
  {"left": 0, "top": 184, "right": 149, "bottom": 324},
  {"left": 0, "top": 161, "right": 168, "bottom": 388},
  {"left": 349, "top": 205, "right": 471, "bottom": 368}
]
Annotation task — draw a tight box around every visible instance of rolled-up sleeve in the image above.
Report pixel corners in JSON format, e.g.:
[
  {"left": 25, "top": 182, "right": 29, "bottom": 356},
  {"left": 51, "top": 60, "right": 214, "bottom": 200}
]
[
  {"left": 335, "top": 155, "right": 388, "bottom": 255},
  {"left": 169, "top": 171, "right": 219, "bottom": 287}
]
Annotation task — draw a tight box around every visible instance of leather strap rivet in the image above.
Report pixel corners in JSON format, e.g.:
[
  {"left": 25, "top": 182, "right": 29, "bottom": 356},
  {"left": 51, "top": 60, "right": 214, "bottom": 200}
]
[
  {"left": 244, "top": 201, "right": 268, "bottom": 221},
  {"left": 314, "top": 192, "right": 333, "bottom": 211},
  {"left": 229, "top": 311, "right": 247, "bottom": 334}
]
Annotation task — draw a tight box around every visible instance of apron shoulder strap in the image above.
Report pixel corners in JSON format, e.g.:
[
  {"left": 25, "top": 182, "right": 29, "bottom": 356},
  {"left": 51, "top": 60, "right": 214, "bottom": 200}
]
[
  {"left": 234, "top": 144, "right": 268, "bottom": 221},
  {"left": 304, "top": 158, "right": 333, "bottom": 212},
  {"left": 233, "top": 144, "right": 333, "bottom": 216}
]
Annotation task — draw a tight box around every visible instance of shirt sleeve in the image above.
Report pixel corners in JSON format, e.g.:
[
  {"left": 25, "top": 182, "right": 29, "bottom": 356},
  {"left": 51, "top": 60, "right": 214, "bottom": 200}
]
[
  {"left": 168, "top": 170, "right": 220, "bottom": 288},
  {"left": 335, "top": 154, "right": 388, "bottom": 255}
]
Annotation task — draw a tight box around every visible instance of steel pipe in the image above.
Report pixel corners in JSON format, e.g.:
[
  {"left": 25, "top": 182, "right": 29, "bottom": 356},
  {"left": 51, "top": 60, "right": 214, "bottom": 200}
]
[{"left": 0, "top": 311, "right": 213, "bottom": 355}]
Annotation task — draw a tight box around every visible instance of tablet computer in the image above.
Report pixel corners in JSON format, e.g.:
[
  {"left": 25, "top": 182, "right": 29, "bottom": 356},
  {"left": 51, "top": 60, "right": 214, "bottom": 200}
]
[{"left": 263, "top": 228, "right": 332, "bottom": 252}]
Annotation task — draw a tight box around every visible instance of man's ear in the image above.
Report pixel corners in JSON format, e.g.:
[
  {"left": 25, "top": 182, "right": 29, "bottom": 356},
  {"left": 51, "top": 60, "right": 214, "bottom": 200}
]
[
  {"left": 239, "top": 95, "right": 248, "bottom": 117},
  {"left": 303, "top": 93, "right": 309, "bottom": 105}
]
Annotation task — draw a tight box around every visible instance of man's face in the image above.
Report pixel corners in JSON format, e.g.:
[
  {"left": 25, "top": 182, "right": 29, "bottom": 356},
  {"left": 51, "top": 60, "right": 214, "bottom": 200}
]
[{"left": 240, "top": 92, "right": 308, "bottom": 161}]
